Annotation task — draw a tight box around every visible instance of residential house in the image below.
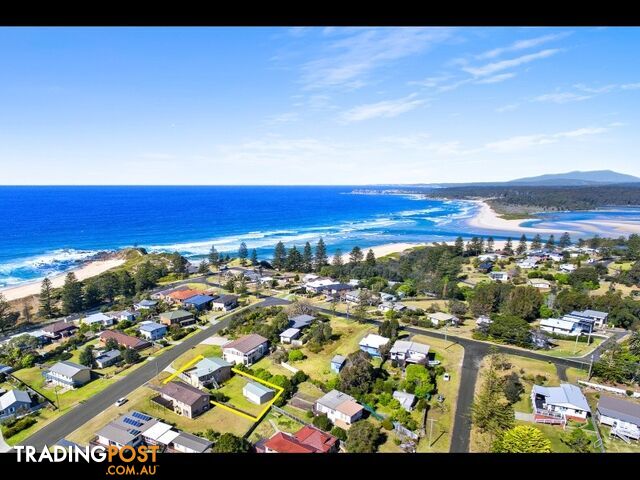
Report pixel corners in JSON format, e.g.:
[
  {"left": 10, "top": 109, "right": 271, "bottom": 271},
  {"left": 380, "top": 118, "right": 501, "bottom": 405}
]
[
  {"left": 477, "top": 261, "right": 493, "bottom": 273},
  {"left": 257, "top": 425, "right": 339, "bottom": 453},
  {"left": 314, "top": 390, "right": 364, "bottom": 428},
  {"left": 81, "top": 312, "right": 115, "bottom": 327},
  {"left": 100, "top": 330, "right": 151, "bottom": 351},
  {"left": 326, "top": 283, "right": 352, "bottom": 299},
  {"left": 548, "top": 253, "right": 564, "bottom": 262},
  {"left": 185, "top": 357, "right": 232, "bottom": 389},
  {"left": 167, "top": 289, "right": 202, "bottom": 305},
  {"left": 531, "top": 384, "right": 590, "bottom": 423},
  {"left": 562, "top": 312, "right": 596, "bottom": 333},
  {"left": 379, "top": 292, "right": 397, "bottom": 303},
  {"left": 596, "top": 395, "right": 640, "bottom": 441},
  {"left": 517, "top": 259, "right": 540, "bottom": 270},
  {"left": 183, "top": 294, "right": 216, "bottom": 311},
  {"left": 158, "top": 310, "right": 196, "bottom": 328},
  {"left": 359, "top": 333, "right": 390, "bottom": 358},
  {"left": 96, "top": 411, "right": 212, "bottom": 453},
  {"left": 389, "top": 340, "right": 430, "bottom": 365},
  {"left": 109, "top": 310, "right": 137, "bottom": 322},
  {"left": 428, "top": 312, "right": 459, "bottom": 327},
  {"left": 488, "top": 271, "right": 510, "bottom": 282},
  {"left": 330, "top": 355, "right": 347, "bottom": 373},
  {"left": 570, "top": 309, "right": 608, "bottom": 329},
  {"left": 539, "top": 318, "right": 581, "bottom": 336},
  {"left": 393, "top": 391, "right": 416, "bottom": 412},
  {"left": 151, "top": 285, "right": 189, "bottom": 301},
  {"left": 476, "top": 315, "right": 492, "bottom": 326},
  {"left": 243, "top": 381, "right": 275, "bottom": 405},
  {"left": 378, "top": 301, "right": 407, "bottom": 313},
  {"left": 42, "top": 321, "right": 78, "bottom": 340},
  {"left": 210, "top": 295, "right": 239, "bottom": 312},
  {"left": 289, "top": 314, "right": 315, "bottom": 330},
  {"left": 279, "top": 328, "right": 301, "bottom": 344},
  {"left": 44, "top": 361, "right": 91, "bottom": 388},
  {"left": 95, "top": 349, "right": 122, "bottom": 369},
  {"left": 133, "top": 299, "right": 158, "bottom": 311},
  {"left": 138, "top": 322, "right": 168, "bottom": 341},
  {"left": 528, "top": 279, "right": 551, "bottom": 289},
  {"left": 158, "top": 381, "right": 211, "bottom": 418},
  {"left": 345, "top": 290, "right": 363, "bottom": 304},
  {"left": 478, "top": 253, "right": 500, "bottom": 262},
  {"left": 222, "top": 334, "right": 269, "bottom": 366},
  {"left": 304, "top": 278, "right": 340, "bottom": 294},
  {"left": 0, "top": 389, "right": 32, "bottom": 419},
  {"left": 560, "top": 263, "right": 577, "bottom": 273}
]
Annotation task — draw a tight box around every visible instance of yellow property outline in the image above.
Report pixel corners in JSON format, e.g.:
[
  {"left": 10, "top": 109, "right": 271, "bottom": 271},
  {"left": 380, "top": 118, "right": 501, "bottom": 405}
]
[
  {"left": 210, "top": 367, "right": 284, "bottom": 422},
  {"left": 161, "top": 355, "right": 284, "bottom": 423}
]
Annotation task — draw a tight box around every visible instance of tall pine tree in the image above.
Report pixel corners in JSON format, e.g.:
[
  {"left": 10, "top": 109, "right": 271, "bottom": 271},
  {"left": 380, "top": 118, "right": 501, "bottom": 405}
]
[
  {"left": 38, "top": 277, "right": 56, "bottom": 319},
  {"left": 302, "top": 242, "right": 313, "bottom": 272},
  {"left": 516, "top": 234, "right": 528, "bottom": 255},
  {"left": 314, "top": 238, "right": 328, "bottom": 271},
  {"left": 61, "top": 272, "right": 83, "bottom": 315},
  {"left": 273, "top": 241, "right": 287, "bottom": 270}
]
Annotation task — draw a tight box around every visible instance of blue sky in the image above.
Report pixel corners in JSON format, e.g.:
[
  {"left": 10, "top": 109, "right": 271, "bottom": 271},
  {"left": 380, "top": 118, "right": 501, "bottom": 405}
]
[{"left": 1, "top": 27, "right": 639, "bottom": 185}]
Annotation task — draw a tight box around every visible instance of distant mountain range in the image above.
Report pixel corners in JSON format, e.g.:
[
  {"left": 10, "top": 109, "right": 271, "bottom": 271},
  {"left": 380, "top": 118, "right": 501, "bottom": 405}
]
[{"left": 507, "top": 170, "right": 640, "bottom": 186}]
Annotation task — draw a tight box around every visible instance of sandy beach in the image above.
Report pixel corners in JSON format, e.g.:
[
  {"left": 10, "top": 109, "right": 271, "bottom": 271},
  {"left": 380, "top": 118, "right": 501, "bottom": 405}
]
[
  {"left": 465, "top": 200, "right": 575, "bottom": 235},
  {"left": 0, "top": 258, "right": 125, "bottom": 302}
]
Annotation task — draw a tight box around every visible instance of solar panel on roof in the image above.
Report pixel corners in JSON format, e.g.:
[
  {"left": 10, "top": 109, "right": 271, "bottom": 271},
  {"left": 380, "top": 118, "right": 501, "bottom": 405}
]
[
  {"left": 128, "top": 429, "right": 141, "bottom": 435},
  {"left": 123, "top": 417, "right": 143, "bottom": 427},
  {"left": 131, "top": 411, "right": 152, "bottom": 421}
]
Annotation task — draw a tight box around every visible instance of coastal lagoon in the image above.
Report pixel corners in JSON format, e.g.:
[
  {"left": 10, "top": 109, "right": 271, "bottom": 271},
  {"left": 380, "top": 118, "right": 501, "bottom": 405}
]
[{"left": 1, "top": 186, "right": 640, "bottom": 288}]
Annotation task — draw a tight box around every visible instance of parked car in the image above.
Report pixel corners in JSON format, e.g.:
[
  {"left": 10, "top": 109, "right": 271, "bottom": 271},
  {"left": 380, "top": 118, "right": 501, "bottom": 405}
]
[{"left": 115, "top": 397, "right": 128, "bottom": 407}]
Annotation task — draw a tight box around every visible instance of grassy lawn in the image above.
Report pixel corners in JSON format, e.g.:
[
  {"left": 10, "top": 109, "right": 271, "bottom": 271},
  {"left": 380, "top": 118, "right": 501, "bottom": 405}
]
[
  {"left": 544, "top": 337, "right": 604, "bottom": 358},
  {"left": 251, "top": 355, "right": 295, "bottom": 378},
  {"left": 410, "top": 334, "right": 464, "bottom": 453},
  {"left": 291, "top": 316, "right": 376, "bottom": 383},
  {"left": 216, "top": 375, "right": 271, "bottom": 417},
  {"left": 599, "top": 424, "right": 640, "bottom": 453},
  {"left": 4, "top": 407, "right": 59, "bottom": 446},
  {"left": 247, "top": 411, "right": 307, "bottom": 443},
  {"left": 170, "top": 344, "right": 222, "bottom": 371},
  {"left": 66, "top": 383, "right": 254, "bottom": 445}
]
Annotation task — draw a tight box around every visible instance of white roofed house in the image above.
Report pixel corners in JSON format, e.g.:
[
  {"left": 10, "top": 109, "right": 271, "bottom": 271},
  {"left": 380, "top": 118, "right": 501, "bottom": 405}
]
[
  {"left": 560, "top": 263, "right": 577, "bottom": 273},
  {"left": 389, "top": 340, "right": 430, "bottom": 366},
  {"left": 528, "top": 278, "right": 551, "bottom": 289},
  {"left": 314, "top": 390, "right": 364, "bottom": 429},
  {"left": 428, "top": 312, "right": 459, "bottom": 327},
  {"left": 531, "top": 384, "right": 590, "bottom": 424},
  {"left": 358, "top": 333, "right": 390, "bottom": 358},
  {"left": 305, "top": 278, "right": 340, "bottom": 294},
  {"left": 44, "top": 361, "right": 92, "bottom": 389},
  {"left": 0, "top": 389, "right": 32, "bottom": 420},
  {"left": 539, "top": 318, "right": 581, "bottom": 336},
  {"left": 476, "top": 315, "right": 492, "bottom": 326},
  {"left": 279, "top": 328, "right": 301, "bottom": 344},
  {"left": 596, "top": 395, "right": 640, "bottom": 441},
  {"left": 488, "top": 271, "right": 510, "bottom": 282},
  {"left": 222, "top": 334, "right": 269, "bottom": 366},
  {"left": 81, "top": 312, "right": 115, "bottom": 327}
]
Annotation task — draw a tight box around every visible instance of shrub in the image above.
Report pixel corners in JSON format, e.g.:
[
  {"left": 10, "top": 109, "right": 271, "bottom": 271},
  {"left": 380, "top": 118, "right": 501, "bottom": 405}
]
[
  {"left": 312, "top": 414, "right": 333, "bottom": 431},
  {"left": 381, "top": 418, "right": 394, "bottom": 430},
  {"left": 330, "top": 426, "right": 347, "bottom": 441}
]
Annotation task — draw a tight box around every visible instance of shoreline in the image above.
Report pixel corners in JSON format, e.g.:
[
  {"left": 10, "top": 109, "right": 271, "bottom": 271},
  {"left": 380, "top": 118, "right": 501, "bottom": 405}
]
[{"left": 0, "top": 258, "right": 125, "bottom": 302}]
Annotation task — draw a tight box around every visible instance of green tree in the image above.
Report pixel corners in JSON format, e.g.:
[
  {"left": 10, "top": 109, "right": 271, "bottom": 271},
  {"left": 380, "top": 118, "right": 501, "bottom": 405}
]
[
  {"left": 544, "top": 234, "right": 556, "bottom": 250},
  {"left": 116, "top": 270, "right": 135, "bottom": 297},
  {"left": 122, "top": 348, "right": 141, "bottom": 364},
  {"left": 286, "top": 246, "right": 303, "bottom": 271},
  {"left": 454, "top": 236, "right": 465, "bottom": 256},
  {"left": 339, "top": 350, "right": 375, "bottom": 396},
  {"left": 238, "top": 242, "right": 249, "bottom": 266},
  {"left": 105, "top": 337, "right": 119, "bottom": 351},
  {"left": 503, "top": 238, "right": 514, "bottom": 256},
  {"left": 486, "top": 236, "right": 495, "bottom": 253},
  {"left": 531, "top": 234, "right": 543, "bottom": 250},
  {"left": 492, "top": 425, "right": 551, "bottom": 453},
  {"left": 170, "top": 252, "right": 188, "bottom": 275},
  {"left": 471, "top": 354, "right": 515, "bottom": 442},
  {"left": 350, "top": 246, "right": 364, "bottom": 264},
  {"left": 212, "top": 433, "right": 251, "bottom": 453},
  {"left": 38, "top": 277, "right": 56, "bottom": 319},
  {"left": 198, "top": 260, "right": 209, "bottom": 274},
  {"left": 332, "top": 249, "right": 343, "bottom": 268},
  {"left": 365, "top": 249, "right": 376, "bottom": 267},
  {"left": 629, "top": 331, "right": 640, "bottom": 357},
  {"left": 488, "top": 315, "right": 532, "bottom": 347},
  {"left": 330, "top": 426, "right": 347, "bottom": 441},
  {"left": 558, "top": 232, "right": 572, "bottom": 249},
  {"left": 314, "top": 238, "right": 328, "bottom": 271},
  {"left": 502, "top": 372, "right": 524, "bottom": 404},
  {"left": 79, "top": 345, "right": 95, "bottom": 367},
  {"left": 249, "top": 248, "right": 258, "bottom": 266},
  {"left": 517, "top": 234, "right": 528, "bottom": 255},
  {"left": 273, "top": 241, "right": 287, "bottom": 270},
  {"left": 302, "top": 242, "right": 313, "bottom": 272},
  {"left": 561, "top": 427, "right": 594, "bottom": 453},
  {"left": 208, "top": 245, "right": 220, "bottom": 268},
  {"left": 61, "top": 272, "right": 83, "bottom": 315},
  {"left": 312, "top": 413, "right": 333, "bottom": 431},
  {"left": 83, "top": 281, "right": 102, "bottom": 309},
  {"left": 505, "top": 286, "right": 543, "bottom": 322},
  {"left": 345, "top": 420, "right": 381, "bottom": 453},
  {"left": 0, "top": 294, "right": 19, "bottom": 335}
]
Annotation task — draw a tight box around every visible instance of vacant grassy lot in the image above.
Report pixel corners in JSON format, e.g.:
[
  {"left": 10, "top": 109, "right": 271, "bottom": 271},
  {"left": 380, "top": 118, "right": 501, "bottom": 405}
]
[
  {"left": 170, "top": 344, "right": 222, "bottom": 371},
  {"left": 216, "top": 374, "right": 274, "bottom": 418},
  {"left": 247, "top": 411, "right": 307, "bottom": 444}
]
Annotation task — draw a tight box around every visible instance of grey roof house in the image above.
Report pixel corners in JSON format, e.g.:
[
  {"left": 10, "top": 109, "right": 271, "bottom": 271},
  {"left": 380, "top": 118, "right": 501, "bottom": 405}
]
[{"left": 0, "top": 389, "right": 32, "bottom": 419}]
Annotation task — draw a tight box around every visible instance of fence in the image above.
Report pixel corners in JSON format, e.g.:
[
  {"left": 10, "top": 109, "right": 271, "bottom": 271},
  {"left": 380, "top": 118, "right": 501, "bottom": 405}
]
[
  {"left": 280, "top": 362, "right": 299, "bottom": 374},
  {"left": 578, "top": 380, "right": 640, "bottom": 398}
]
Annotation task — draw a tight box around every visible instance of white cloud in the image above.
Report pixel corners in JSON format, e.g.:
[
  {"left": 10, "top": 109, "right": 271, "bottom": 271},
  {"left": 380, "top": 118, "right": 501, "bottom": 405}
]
[
  {"left": 301, "top": 28, "right": 454, "bottom": 90},
  {"left": 267, "top": 112, "right": 300, "bottom": 124},
  {"left": 475, "top": 72, "right": 517, "bottom": 84},
  {"left": 496, "top": 103, "right": 520, "bottom": 113},
  {"left": 463, "top": 48, "right": 560, "bottom": 77},
  {"left": 476, "top": 32, "right": 571, "bottom": 60},
  {"left": 621, "top": 82, "right": 640, "bottom": 90},
  {"left": 533, "top": 92, "right": 593, "bottom": 103},
  {"left": 340, "top": 95, "right": 426, "bottom": 122},
  {"left": 485, "top": 126, "right": 608, "bottom": 153}
]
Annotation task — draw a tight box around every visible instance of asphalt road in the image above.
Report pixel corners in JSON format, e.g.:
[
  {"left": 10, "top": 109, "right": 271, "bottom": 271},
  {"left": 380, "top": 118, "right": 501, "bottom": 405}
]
[{"left": 22, "top": 298, "right": 276, "bottom": 451}]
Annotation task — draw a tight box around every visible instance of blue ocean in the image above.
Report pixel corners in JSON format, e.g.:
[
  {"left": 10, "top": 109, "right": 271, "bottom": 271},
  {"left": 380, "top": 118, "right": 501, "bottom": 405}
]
[{"left": 1, "top": 186, "right": 639, "bottom": 288}]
